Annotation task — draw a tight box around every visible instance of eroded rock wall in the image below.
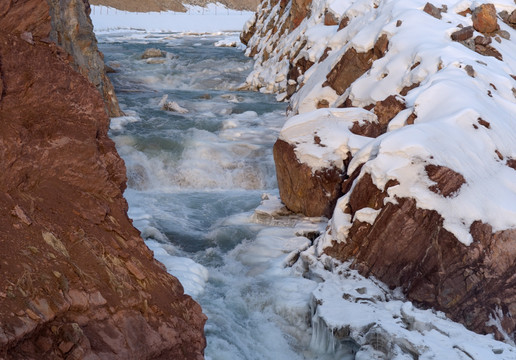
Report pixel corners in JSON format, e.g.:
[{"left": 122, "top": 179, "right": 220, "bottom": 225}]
[{"left": 0, "top": 1, "right": 206, "bottom": 359}]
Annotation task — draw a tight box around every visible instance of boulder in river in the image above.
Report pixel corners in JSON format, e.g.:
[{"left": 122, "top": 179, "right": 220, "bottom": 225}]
[{"left": 142, "top": 48, "right": 166, "bottom": 59}]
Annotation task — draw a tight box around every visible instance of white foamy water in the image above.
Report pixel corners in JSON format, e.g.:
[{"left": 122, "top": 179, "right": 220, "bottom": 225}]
[{"left": 97, "top": 31, "right": 343, "bottom": 359}]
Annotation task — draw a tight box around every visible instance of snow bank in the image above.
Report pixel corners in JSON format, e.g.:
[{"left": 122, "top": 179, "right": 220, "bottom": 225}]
[
  {"left": 91, "top": 3, "right": 254, "bottom": 33},
  {"left": 278, "top": 108, "right": 376, "bottom": 171}
]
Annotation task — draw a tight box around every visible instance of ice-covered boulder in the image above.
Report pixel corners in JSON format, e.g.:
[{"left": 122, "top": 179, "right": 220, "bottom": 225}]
[
  {"left": 158, "top": 94, "right": 189, "bottom": 113},
  {"left": 243, "top": 0, "right": 516, "bottom": 342}
]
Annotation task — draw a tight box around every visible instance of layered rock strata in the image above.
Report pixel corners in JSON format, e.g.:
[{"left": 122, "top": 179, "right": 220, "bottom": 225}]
[
  {"left": 0, "top": 1, "right": 206, "bottom": 358},
  {"left": 244, "top": 0, "right": 516, "bottom": 341}
]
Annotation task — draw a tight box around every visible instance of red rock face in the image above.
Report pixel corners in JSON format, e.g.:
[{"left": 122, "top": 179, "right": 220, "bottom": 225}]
[
  {"left": 0, "top": 0, "right": 52, "bottom": 38},
  {"left": 324, "top": 35, "right": 389, "bottom": 95},
  {"left": 273, "top": 139, "right": 344, "bottom": 218},
  {"left": 0, "top": 4, "right": 206, "bottom": 360},
  {"left": 325, "top": 173, "right": 516, "bottom": 341}
]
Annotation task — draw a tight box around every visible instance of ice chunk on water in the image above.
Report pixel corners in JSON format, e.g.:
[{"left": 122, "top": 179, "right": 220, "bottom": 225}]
[
  {"left": 109, "top": 115, "right": 140, "bottom": 131},
  {"left": 158, "top": 94, "right": 189, "bottom": 113},
  {"left": 214, "top": 37, "right": 245, "bottom": 50},
  {"left": 146, "top": 239, "right": 209, "bottom": 297}
]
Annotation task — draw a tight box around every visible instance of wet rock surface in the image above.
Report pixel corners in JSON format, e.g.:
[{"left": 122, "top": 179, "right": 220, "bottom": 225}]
[{"left": 0, "top": 1, "right": 206, "bottom": 359}]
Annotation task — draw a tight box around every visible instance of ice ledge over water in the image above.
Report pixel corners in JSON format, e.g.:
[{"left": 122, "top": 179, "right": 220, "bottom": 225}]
[
  {"left": 256, "top": 196, "right": 516, "bottom": 359},
  {"left": 306, "top": 256, "right": 516, "bottom": 359}
]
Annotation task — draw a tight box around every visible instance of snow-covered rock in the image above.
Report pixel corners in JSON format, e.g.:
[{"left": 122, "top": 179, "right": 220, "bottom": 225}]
[
  {"left": 253, "top": 197, "right": 516, "bottom": 359},
  {"left": 243, "top": 0, "right": 516, "bottom": 344}
]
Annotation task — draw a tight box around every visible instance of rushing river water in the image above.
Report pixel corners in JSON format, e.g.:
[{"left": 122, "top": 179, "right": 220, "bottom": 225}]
[{"left": 97, "top": 31, "right": 346, "bottom": 360}]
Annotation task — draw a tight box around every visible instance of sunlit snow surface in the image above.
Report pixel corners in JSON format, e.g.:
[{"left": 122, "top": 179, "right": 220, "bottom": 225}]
[{"left": 95, "top": 25, "right": 515, "bottom": 360}]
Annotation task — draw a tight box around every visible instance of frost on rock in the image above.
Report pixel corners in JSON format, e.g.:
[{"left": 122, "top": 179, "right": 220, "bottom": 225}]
[{"left": 244, "top": 0, "right": 516, "bottom": 345}]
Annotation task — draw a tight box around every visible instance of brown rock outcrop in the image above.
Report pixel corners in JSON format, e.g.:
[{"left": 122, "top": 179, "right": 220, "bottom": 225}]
[
  {"left": 323, "top": 35, "right": 389, "bottom": 95},
  {"left": 240, "top": 13, "right": 257, "bottom": 45},
  {"left": 325, "top": 173, "right": 516, "bottom": 340},
  {"left": 347, "top": 96, "right": 405, "bottom": 138},
  {"left": 373, "top": 95, "right": 405, "bottom": 131},
  {"left": 0, "top": 0, "right": 122, "bottom": 117},
  {"left": 451, "top": 26, "right": 474, "bottom": 41},
  {"left": 0, "top": 2, "right": 206, "bottom": 359},
  {"left": 472, "top": 4, "right": 499, "bottom": 34},
  {"left": 323, "top": 48, "right": 375, "bottom": 95},
  {"left": 323, "top": 10, "right": 339, "bottom": 26},
  {"left": 273, "top": 139, "right": 344, "bottom": 217},
  {"left": 423, "top": 2, "right": 442, "bottom": 19},
  {"left": 425, "top": 164, "right": 466, "bottom": 197}
]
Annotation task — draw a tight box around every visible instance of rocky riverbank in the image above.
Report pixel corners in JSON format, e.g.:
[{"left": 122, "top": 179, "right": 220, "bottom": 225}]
[{"left": 243, "top": 0, "right": 516, "bottom": 344}]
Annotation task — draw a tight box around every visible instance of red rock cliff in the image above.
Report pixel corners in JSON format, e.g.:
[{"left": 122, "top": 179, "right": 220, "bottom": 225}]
[
  {"left": 0, "top": 0, "right": 122, "bottom": 117},
  {"left": 0, "top": 1, "right": 206, "bottom": 359}
]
